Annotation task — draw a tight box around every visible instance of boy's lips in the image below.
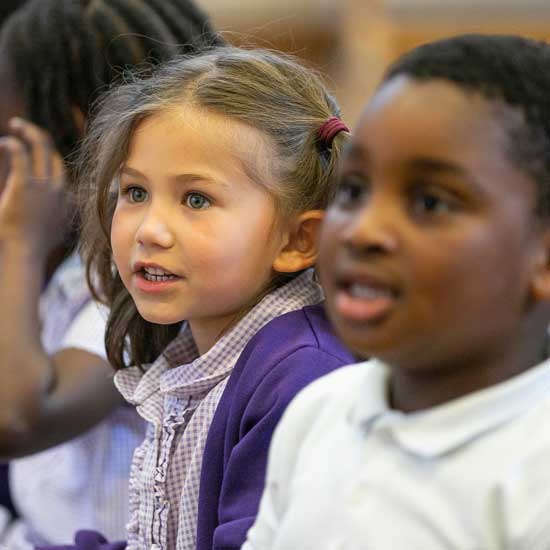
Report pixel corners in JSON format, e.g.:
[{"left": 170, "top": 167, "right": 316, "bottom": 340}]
[{"left": 331, "top": 272, "right": 399, "bottom": 323}]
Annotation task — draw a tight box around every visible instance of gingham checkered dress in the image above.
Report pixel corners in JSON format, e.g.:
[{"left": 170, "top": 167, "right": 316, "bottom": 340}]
[{"left": 115, "top": 270, "right": 323, "bottom": 550}]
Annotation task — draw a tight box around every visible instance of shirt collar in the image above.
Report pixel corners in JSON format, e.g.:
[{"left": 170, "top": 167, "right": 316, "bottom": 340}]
[
  {"left": 115, "top": 269, "right": 323, "bottom": 420},
  {"left": 350, "top": 358, "right": 550, "bottom": 458}
]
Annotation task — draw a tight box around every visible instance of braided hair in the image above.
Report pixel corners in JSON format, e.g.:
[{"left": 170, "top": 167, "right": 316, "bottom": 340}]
[
  {"left": 0, "top": 0, "right": 26, "bottom": 24},
  {"left": 383, "top": 34, "right": 550, "bottom": 216},
  {"left": 0, "top": 0, "right": 222, "bottom": 160}
]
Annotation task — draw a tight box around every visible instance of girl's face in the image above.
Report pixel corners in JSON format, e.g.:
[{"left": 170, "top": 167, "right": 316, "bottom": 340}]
[
  {"left": 319, "top": 76, "right": 544, "bottom": 374},
  {"left": 111, "top": 107, "right": 286, "bottom": 353}
]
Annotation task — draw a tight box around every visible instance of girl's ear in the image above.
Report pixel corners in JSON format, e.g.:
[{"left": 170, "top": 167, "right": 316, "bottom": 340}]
[
  {"left": 531, "top": 229, "right": 550, "bottom": 301},
  {"left": 272, "top": 210, "right": 324, "bottom": 273}
]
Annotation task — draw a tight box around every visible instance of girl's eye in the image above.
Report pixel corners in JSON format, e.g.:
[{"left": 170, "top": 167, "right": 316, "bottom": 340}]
[
  {"left": 185, "top": 192, "right": 211, "bottom": 210},
  {"left": 124, "top": 186, "right": 148, "bottom": 203},
  {"left": 333, "top": 176, "right": 366, "bottom": 207}
]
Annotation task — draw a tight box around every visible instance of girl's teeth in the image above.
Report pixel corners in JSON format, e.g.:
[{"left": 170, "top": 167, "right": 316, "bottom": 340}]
[
  {"left": 349, "top": 283, "right": 390, "bottom": 299},
  {"left": 143, "top": 272, "right": 177, "bottom": 282},
  {"left": 146, "top": 267, "right": 165, "bottom": 276},
  {"left": 144, "top": 266, "right": 173, "bottom": 276},
  {"left": 142, "top": 267, "right": 177, "bottom": 282}
]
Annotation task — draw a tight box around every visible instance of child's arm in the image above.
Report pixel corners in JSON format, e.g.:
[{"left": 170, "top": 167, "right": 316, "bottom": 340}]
[
  {"left": 239, "top": 356, "right": 341, "bottom": 550},
  {"left": 494, "top": 434, "right": 550, "bottom": 549},
  {"left": 0, "top": 119, "right": 122, "bottom": 459},
  {"left": 204, "top": 345, "right": 350, "bottom": 550}
]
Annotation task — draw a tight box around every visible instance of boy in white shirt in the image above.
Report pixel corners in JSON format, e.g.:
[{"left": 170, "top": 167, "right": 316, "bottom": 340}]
[{"left": 243, "top": 34, "right": 550, "bottom": 550}]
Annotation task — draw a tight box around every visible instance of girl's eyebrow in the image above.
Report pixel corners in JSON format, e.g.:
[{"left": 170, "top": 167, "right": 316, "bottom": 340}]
[
  {"left": 172, "top": 173, "right": 230, "bottom": 189},
  {"left": 120, "top": 165, "right": 145, "bottom": 178},
  {"left": 120, "top": 166, "right": 229, "bottom": 189}
]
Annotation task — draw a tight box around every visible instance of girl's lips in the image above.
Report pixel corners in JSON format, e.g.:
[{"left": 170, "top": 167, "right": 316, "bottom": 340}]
[
  {"left": 133, "top": 262, "right": 179, "bottom": 276},
  {"left": 333, "top": 282, "right": 396, "bottom": 323},
  {"left": 133, "top": 271, "right": 182, "bottom": 294}
]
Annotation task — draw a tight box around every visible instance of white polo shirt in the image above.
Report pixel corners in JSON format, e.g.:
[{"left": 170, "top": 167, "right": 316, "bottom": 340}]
[{"left": 243, "top": 359, "right": 550, "bottom": 550}]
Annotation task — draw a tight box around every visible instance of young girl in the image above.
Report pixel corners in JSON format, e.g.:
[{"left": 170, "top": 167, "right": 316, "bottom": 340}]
[
  {"left": 71, "top": 47, "right": 355, "bottom": 550},
  {"left": 0, "top": 0, "right": 220, "bottom": 547},
  {"left": 244, "top": 34, "right": 550, "bottom": 549}
]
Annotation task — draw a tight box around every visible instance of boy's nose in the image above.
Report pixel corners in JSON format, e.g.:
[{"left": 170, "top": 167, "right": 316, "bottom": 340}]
[
  {"left": 342, "top": 201, "right": 398, "bottom": 257},
  {"left": 135, "top": 208, "right": 175, "bottom": 249}
]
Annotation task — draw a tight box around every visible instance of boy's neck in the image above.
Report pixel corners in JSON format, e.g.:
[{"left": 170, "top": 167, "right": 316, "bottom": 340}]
[{"left": 388, "top": 340, "right": 547, "bottom": 413}]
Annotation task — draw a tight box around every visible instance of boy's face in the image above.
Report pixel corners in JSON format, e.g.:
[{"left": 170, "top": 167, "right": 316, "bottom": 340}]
[{"left": 319, "top": 76, "right": 545, "bottom": 372}]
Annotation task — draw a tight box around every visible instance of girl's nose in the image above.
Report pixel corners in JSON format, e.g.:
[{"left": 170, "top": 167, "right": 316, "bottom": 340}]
[
  {"left": 135, "top": 207, "right": 175, "bottom": 249},
  {"left": 342, "top": 199, "right": 399, "bottom": 257}
]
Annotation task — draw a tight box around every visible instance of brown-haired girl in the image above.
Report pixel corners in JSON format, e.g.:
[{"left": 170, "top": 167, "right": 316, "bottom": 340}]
[{"left": 67, "top": 47, "right": 355, "bottom": 550}]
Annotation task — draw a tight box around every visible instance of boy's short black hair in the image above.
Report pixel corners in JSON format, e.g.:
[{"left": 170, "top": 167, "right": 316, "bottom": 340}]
[{"left": 384, "top": 34, "right": 550, "bottom": 216}]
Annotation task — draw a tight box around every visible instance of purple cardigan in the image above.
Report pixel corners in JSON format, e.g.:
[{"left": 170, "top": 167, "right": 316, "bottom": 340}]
[{"left": 37, "top": 303, "right": 354, "bottom": 550}]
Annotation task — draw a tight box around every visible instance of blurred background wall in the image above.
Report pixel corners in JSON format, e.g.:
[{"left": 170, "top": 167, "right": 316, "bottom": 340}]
[{"left": 205, "top": 0, "right": 550, "bottom": 125}]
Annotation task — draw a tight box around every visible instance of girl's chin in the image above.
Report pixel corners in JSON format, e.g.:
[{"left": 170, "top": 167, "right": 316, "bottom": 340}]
[{"left": 136, "top": 307, "right": 184, "bottom": 326}]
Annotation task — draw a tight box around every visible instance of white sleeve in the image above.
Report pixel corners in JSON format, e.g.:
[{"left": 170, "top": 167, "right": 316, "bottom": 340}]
[
  {"left": 498, "top": 431, "right": 550, "bottom": 550},
  {"left": 242, "top": 369, "right": 350, "bottom": 550},
  {"left": 59, "top": 300, "right": 109, "bottom": 359},
  {"left": 242, "top": 382, "right": 317, "bottom": 550},
  {"left": 241, "top": 425, "right": 286, "bottom": 550}
]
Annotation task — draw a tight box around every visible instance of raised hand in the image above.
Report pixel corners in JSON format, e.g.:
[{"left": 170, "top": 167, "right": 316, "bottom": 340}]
[{"left": 0, "top": 117, "right": 68, "bottom": 260}]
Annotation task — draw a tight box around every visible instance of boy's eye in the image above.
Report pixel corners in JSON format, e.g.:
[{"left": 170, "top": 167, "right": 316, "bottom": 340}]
[
  {"left": 125, "top": 186, "right": 148, "bottom": 203},
  {"left": 411, "top": 189, "right": 454, "bottom": 216},
  {"left": 185, "top": 192, "right": 211, "bottom": 210},
  {"left": 333, "top": 176, "right": 366, "bottom": 207}
]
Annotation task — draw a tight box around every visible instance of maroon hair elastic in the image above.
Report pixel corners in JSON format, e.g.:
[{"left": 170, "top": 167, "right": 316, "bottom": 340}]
[{"left": 317, "top": 116, "right": 349, "bottom": 149}]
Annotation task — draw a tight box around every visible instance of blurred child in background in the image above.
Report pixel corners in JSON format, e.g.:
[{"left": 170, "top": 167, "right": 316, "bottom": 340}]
[
  {"left": 0, "top": 0, "right": 28, "bottom": 532},
  {"left": 0, "top": 0, "right": 220, "bottom": 547}
]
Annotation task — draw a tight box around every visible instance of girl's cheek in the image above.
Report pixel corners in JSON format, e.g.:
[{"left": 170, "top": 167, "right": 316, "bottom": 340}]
[
  {"left": 111, "top": 217, "right": 131, "bottom": 267},
  {"left": 111, "top": 208, "right": 131, "bottom": 241}
]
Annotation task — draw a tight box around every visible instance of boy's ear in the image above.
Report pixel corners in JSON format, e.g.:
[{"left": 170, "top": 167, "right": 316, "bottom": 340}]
[
  {"left": 531, "top": 230, "right": 550, "bottom": 301},
  {"left": 272, "top": 210, "right": 324, "bottom": 273}
]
